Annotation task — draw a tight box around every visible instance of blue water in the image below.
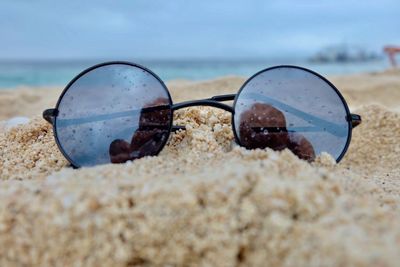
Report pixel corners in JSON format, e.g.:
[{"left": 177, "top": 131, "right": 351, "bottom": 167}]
[{"left": 0, "top": 59, "right": 389, "bottom": 89}]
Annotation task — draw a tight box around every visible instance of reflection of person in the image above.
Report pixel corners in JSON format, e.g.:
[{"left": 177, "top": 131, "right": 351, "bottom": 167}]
[
  {"left": 109, "top": 97, "right": 170, "bottom": 163},
  {"left": 239, "top": 103, "right": 315, "bottom": 161},
  {"left": 384, "top": 46, "right": 400, "bottom": 68}
]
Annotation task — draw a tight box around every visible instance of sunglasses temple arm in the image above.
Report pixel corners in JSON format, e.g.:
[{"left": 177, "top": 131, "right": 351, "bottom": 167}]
[
  {"left": 42, "top": 105, "right": 169, "bottom": 126},
  {"left": 43, "top": 109, "right": 56, "bottom": 125},
  {"left": 43, "top": 107, "right": 186, "bottom": 132},
  {"left": 211, "top": 93, "right": 364, "bottom": 130},
  {"left": 350, "top": 114, "right": 362, "bottom": 128},
  {"left": 243, "top": 93, "right": 362, "bottom": 137},
  {"left": 211, "top": 93, "right": 363, "bottom": 130}
]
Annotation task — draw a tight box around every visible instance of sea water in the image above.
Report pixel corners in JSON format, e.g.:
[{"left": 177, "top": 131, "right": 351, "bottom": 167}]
[{"left": 0, "top": 59, "right": 389, "bottom": 89}]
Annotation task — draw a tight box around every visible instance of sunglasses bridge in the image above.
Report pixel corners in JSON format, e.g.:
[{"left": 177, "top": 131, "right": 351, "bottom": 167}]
[{"left": 171, "top": 94, "right": 235, "bottom": 113}]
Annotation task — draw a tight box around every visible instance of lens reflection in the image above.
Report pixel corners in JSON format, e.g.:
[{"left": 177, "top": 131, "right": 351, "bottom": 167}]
[
  {"left": 234, "top": 66, "right": 349, "bottom": 161},
  {"left": 55, "top": 63, "right": 172, "bottom": 167}
]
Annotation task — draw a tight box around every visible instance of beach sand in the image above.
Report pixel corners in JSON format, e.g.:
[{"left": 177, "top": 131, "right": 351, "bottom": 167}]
[{"left": 0, "top": 70, "right": 400, "bottom": 266}]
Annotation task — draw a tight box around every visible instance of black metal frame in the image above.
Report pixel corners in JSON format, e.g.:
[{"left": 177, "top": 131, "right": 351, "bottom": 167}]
[{"left": 43, "top": 61, "right": 361, "bottom": 168}]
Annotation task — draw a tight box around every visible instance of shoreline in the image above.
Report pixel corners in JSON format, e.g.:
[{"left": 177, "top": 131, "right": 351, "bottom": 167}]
[{"left": 1, "top": 69, "right": 400, "bottom": 121}]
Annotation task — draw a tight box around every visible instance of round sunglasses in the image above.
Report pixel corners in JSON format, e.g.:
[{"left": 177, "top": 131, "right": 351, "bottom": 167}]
[{"left": 43, "top": 61, "right": 361, "bottom": 168}]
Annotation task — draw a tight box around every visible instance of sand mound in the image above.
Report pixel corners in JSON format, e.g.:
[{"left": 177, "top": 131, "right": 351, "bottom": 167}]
[
  {"left": 0, "top": 71, "right": 400, "bottom": 266},
  {"left": 0, "top": 102, "right": 400, "bottom": 266}
]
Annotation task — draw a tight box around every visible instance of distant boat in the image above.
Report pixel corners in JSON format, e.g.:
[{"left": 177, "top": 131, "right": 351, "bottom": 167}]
[{"left": 309, "top": 45, "right": 380, "bottom": 63}]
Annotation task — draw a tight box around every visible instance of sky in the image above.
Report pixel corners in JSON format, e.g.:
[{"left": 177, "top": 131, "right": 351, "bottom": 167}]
[{"left": 0, "top": 0, "right": 399, "bottom": 60}]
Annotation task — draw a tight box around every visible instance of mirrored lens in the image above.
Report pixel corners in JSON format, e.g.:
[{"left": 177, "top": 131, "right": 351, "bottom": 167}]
[
  {"left": 55, "top": 63, "right": 172, "bottom": 167},
  {"left": 233, "top": 66, "right": 350, "bottom": 162}
]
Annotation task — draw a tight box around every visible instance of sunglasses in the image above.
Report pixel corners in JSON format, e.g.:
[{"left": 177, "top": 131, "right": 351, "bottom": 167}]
[{"left": 43, "top": 61, "right": 361, "bottom": 168}]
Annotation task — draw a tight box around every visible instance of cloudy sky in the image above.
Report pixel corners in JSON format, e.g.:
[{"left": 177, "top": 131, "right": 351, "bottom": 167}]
[{"left": 1, "top": 0, "right": 399, "bottom": 60}]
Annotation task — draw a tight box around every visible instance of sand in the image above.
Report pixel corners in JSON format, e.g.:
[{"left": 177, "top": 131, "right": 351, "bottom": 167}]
[{"left": 0, "top": 70, "right": 400, "bottom": 266}]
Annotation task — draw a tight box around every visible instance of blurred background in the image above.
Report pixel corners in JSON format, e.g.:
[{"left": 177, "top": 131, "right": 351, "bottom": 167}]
[{"left": 0, "top": 0, "right": 399, "bottom": 88}]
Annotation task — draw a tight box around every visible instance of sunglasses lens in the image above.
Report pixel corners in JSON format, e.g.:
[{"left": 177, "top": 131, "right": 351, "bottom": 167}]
[
  {"left": 233, "top": 66, "right": 350, "bottom": 162},
  {"left": 55, "top": 63, "right": 172, "bottom": 167}
]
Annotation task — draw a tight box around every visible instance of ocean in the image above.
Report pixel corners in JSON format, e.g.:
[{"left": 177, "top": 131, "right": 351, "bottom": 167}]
[{"left": 0, "top": 59, "right": 389, "bottom": 89}]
